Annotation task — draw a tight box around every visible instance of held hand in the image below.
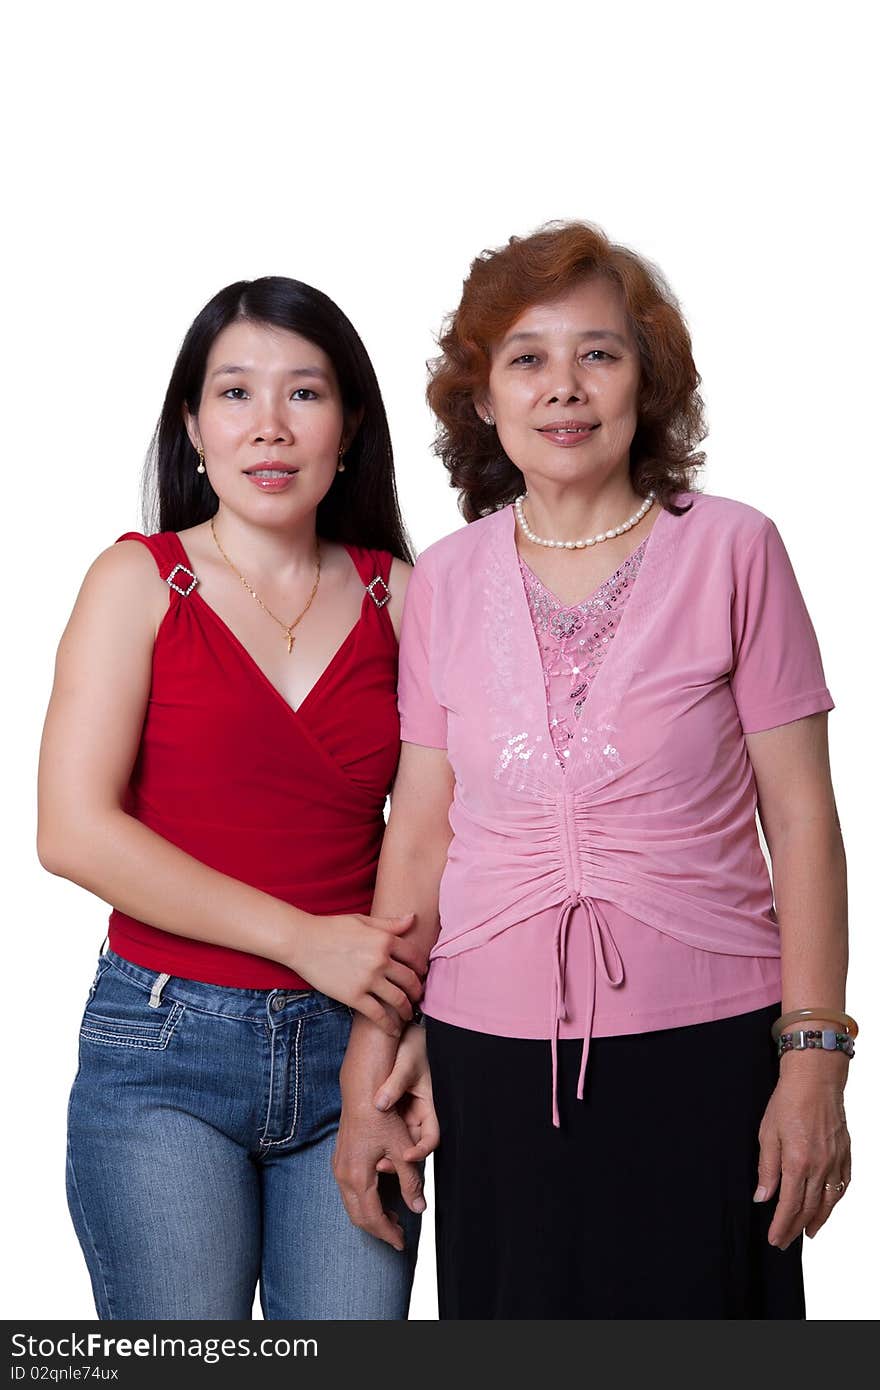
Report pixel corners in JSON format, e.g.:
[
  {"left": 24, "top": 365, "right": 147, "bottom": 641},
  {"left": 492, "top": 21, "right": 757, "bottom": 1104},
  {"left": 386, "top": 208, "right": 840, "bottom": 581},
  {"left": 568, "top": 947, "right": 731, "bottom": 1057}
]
[
  {"left": 754, "top": 1059, "right": 851, "bottom": 1248},
  {"left": 333, "top": 1095, "right": 427, "bottom": 1252},
  {"left": 373, "top": 1022, "right": 440, "bottom": 1164},
  {"left": 292, "top": 912, "right": 424, "bottom": 1036}
]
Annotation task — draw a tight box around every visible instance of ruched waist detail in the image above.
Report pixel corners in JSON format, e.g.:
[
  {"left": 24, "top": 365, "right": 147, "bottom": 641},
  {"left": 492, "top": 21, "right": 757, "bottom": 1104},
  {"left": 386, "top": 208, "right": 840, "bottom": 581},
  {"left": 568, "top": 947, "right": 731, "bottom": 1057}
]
[{"left": 430, "top": 783, "right": 782, "bottom": 1126}]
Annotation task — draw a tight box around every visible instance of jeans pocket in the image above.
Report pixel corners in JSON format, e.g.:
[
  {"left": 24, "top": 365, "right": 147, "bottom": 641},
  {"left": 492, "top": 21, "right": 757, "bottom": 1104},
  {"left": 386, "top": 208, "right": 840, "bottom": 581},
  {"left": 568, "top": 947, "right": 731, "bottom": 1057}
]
[{"left": 80, "top": 965, "right": 184, "bottom": 1051}]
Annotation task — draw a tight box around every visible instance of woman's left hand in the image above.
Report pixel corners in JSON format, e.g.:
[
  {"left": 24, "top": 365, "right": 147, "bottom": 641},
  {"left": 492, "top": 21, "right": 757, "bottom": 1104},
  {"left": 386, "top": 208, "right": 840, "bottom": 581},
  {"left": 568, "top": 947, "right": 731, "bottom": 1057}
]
[
  {"left": 754, "top": 1056, "right": 851, "bottom": 1248},
  {"left": 373, "top": 1022, "right": 440, "bottom": 1167}
]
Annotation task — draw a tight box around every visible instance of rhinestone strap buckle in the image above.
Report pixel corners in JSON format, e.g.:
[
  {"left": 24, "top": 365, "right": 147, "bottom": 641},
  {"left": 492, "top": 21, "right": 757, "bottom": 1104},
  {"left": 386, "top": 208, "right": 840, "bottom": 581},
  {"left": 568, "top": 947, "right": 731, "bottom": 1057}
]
[
  {"left": 366, "top": 575, "right": 391, "bottom": 609},
  {"left": 165, "top": 563, "right": 199, "bottom": 597}
]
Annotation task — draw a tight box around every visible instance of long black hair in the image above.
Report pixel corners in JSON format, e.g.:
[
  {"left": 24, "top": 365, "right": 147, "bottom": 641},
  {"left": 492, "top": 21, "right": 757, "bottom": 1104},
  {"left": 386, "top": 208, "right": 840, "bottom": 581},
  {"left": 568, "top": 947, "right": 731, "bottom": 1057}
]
[{"left": 143, "top": 277, "right": 414, "bottom": 562}]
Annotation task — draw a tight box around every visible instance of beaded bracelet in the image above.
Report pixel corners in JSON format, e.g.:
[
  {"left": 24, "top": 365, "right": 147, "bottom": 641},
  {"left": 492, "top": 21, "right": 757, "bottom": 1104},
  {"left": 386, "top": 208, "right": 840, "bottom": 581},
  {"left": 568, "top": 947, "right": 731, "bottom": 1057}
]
[{"left": 777, "top": 1028, "right": 855, "bottom": 1059}]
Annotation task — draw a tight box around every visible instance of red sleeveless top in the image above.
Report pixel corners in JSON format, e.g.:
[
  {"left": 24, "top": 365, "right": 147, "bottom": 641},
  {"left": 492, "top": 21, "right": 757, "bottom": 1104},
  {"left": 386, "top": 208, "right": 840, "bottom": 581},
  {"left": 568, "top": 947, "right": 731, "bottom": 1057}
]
[{"left": 108, "top": 530, "right": 400, "bottom": 988}]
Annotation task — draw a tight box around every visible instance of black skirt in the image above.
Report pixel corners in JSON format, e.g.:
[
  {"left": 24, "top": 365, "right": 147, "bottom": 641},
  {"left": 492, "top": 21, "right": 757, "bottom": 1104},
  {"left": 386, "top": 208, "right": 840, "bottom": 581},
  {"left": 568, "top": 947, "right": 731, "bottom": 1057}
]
[{"left": 425, "top": 1003, "right": 805, "bottom": 1319}]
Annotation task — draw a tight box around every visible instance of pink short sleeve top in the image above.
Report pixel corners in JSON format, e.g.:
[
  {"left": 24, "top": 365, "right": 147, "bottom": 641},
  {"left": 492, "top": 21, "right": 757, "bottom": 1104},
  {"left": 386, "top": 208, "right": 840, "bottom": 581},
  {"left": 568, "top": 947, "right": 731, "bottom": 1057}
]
[{"left": 397, "top": 492, "right": 834, "bottom": 1124}]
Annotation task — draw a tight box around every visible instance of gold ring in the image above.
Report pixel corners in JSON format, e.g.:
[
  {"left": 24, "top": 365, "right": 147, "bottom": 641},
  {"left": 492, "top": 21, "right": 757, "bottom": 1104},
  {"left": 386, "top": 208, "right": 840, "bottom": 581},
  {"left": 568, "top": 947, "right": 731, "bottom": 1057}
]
[{"left": 823, "top": 1180, "right": 846, "bottom": 1195}]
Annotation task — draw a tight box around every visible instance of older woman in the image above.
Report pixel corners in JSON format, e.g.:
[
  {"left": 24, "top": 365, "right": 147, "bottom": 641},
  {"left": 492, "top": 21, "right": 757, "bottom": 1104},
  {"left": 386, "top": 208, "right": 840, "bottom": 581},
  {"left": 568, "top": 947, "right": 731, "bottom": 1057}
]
[{"left": 332, "top": 223, "right": 853, "bottom": 1319}]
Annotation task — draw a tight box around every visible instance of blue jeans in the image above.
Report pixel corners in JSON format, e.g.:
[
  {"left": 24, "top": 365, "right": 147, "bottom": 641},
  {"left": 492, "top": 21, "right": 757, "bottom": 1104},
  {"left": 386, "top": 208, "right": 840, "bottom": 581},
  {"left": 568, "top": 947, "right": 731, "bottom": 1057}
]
[{"left": 66, "top": 951, "right": 420, "bottom": 1320}]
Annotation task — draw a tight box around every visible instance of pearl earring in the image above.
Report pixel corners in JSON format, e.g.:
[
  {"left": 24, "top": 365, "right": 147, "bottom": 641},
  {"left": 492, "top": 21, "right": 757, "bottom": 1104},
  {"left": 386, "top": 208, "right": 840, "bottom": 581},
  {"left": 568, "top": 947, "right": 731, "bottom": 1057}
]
[
  {"left": 337, "top": 446, "right": 346, "bottom": 473},
  {"left": 196, "top": 447, "right": 206, "bottom": 475}
]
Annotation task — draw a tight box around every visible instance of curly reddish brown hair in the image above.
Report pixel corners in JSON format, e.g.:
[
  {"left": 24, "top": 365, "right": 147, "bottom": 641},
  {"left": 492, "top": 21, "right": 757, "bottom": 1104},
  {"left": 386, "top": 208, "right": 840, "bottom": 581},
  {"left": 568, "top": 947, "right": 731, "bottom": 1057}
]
[{"left": 427, "top": 221, "right": 706, "bottom": 521}]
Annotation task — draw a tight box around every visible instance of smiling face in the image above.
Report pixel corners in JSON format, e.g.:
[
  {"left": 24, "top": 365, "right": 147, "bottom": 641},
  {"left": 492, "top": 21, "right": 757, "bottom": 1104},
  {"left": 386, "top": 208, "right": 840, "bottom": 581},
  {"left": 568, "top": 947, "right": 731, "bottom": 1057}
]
[
  {"left": 482, "top": 276, "right": 641, "bottom": 494},
  {"left": 186, "top": 318, "right": 354, "bottom": 527}
]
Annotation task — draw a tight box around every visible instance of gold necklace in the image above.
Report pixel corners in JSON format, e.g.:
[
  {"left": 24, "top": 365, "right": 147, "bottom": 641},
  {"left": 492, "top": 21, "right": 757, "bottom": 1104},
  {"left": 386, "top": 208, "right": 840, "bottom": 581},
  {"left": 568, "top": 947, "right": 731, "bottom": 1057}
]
[{"left": 210, "top": 516, "right": 321, "bottom": 654}]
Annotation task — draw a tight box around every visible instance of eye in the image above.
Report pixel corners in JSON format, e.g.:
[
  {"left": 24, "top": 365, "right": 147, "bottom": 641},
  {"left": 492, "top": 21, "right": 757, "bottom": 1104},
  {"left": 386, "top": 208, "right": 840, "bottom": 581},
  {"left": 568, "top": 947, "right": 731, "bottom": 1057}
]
[
  {"left": 582, "top": 349, "right": 615, "bottom": 362},
  {"left": 291, "top": 388, "right": 319, "bottom": 401},
  {"left": 222, "top": 387, "right": 249, "bottom": 400},
  {"left": 511, "top": 353, "right": 540, "bottom": 366}
]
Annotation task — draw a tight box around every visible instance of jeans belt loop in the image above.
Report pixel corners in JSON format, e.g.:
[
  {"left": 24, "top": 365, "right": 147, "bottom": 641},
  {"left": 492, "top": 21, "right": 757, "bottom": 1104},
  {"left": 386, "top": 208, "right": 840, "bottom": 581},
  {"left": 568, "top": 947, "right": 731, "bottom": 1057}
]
[{"left": 148, "top": 972, "right": 172, "bottom": 1009}]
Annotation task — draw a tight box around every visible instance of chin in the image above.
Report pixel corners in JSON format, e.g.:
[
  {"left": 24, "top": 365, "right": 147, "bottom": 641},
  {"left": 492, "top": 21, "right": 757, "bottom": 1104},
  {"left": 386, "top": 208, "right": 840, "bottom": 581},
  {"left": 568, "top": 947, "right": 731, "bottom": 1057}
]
[{"left": 526, "top": 459, "right": 607, "bottom": 488}]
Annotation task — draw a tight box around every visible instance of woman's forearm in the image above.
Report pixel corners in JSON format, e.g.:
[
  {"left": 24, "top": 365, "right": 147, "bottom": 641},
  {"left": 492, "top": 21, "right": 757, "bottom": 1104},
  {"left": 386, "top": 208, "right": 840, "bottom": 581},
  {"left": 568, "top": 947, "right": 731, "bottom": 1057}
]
[
  {"left": 373, "top": 816, "right": 449, "bottom": 974},
  {"left": 772, "top": 816, "right": 850, "bottom": 1081},
  {"left": 39, "top": 806, "right": 310, "bottom": 970},
  {"left": 773, "top": 818, "right": 848, "bottom": 1011},
  {"left": 342, "top": 824, "right": 449, "bottom": 1092}
]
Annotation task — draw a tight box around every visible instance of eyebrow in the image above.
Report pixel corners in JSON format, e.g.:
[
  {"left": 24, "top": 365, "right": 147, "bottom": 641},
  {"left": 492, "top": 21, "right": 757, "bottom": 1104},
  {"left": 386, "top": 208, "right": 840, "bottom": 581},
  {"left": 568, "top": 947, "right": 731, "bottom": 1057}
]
[
  {"left": 209, "top": 364, "right": 330, "bottom": 380},
  {"left": 501, "top": 329, "right": 628, "bottom": 349}
]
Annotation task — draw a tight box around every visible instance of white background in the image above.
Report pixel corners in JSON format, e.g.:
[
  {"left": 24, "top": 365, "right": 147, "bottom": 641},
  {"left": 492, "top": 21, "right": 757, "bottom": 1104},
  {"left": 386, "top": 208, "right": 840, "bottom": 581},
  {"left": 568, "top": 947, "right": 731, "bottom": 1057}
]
[{"left": 3, "top": 0, "right": 876, "bottom": 1320}]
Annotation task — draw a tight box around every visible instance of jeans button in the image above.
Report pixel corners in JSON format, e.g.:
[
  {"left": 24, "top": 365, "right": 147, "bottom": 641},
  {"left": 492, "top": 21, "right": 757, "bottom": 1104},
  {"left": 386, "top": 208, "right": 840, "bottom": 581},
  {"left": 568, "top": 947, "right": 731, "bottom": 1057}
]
[{"left": 271, "top": 995, "right": 286, "bottom": 1012}]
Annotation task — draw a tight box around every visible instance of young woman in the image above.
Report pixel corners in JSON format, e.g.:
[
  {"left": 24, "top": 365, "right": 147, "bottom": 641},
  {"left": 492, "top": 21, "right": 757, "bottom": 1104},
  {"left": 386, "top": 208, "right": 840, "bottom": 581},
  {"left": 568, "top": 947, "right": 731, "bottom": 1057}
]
[
  {"left": 38, "top": 277, "right": 424, "bottom": 1319},
  {"left": 333, "top": 223, "right": 854, "bottom": 1319}
]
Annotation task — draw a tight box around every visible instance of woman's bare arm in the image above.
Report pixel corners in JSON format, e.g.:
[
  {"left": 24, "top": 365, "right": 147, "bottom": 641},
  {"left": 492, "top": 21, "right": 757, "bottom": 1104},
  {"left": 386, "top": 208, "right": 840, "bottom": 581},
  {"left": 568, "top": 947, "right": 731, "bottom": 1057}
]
[
  {"left": 334, "top": 740, "right": 454, "bottom": 1247},
  {"left": 745, "top": 711, "right": 851, "bottom": 1247},
  {"left": 748, "top": 712, "right": 848, "bottom": 1025},
  {"left": 37, "top": 543, "right": 422, "bottom": 1032}
]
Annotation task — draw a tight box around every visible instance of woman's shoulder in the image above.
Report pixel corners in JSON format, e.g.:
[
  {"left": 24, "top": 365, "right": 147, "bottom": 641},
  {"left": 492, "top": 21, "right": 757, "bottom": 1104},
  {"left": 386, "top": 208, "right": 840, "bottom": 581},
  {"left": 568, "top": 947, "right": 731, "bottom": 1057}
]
[
  {"left": 113, "top": 528, "right": 192, "bottom": 573},
  {"left": 388, "top": 554, "right": 412, "bottom": 586},
  {"left": 386, "top": 555, "right": 413, "bottom": 639},
  {"left": 413, "top": 508, "right": 506, "bottom": 575},
  {"left": 87, "top": 532, "right": 174, "bottom": 584},
  {"left": 340, "top": 540, "right": 409, "bottom": 596},
  {"left": 671, "top": 490, "right": 774, "bottom": 547},
  {"left": 67, "top": 535, "right": 170, "bottom": 634},
  {"left": 336, "top": 543, "right": 412, "bottom": 638}
]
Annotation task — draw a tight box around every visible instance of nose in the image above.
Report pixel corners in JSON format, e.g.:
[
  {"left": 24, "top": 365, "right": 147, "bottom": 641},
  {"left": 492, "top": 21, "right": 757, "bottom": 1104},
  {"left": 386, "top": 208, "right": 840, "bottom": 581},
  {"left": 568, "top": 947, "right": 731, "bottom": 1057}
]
[
  {"left": 252, "top": 399, "right": 293, "bottom": 446},
  {"left": 253, "top": 422, "right": 292, "bottom": 445},
  {"left": 545, "top": 365, "right": 587, "bottom": 407}
]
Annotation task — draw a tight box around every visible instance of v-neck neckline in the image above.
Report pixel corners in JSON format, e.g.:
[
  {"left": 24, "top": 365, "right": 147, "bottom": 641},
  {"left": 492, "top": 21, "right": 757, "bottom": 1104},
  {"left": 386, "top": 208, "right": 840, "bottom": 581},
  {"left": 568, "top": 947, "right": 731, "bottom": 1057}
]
[
  {"left": 517, "top": 534, "right": 649, "bottom": 613},
  {"left": 171, "top": 532, "right": 371, "bottom": 719},
  {"left": 506, "top": 501, "right": 669, "bottom": 765}
]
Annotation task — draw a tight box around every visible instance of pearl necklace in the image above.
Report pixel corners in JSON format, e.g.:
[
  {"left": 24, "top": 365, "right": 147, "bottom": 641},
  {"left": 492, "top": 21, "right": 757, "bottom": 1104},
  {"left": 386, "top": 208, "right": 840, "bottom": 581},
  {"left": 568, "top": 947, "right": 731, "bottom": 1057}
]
[{"left": 514, "top": 491, "right": 655, "bottom": 549}]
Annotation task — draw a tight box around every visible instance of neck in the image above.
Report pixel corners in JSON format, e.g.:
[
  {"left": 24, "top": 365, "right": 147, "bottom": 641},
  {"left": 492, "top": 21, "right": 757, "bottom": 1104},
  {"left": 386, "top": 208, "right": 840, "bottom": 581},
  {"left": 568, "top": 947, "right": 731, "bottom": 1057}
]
[
  {"left": 519, "top": 472, "right": 642, "bottom": 542},
  {"left": 211, "top": 505, "right": 320, "bottom": 581}
]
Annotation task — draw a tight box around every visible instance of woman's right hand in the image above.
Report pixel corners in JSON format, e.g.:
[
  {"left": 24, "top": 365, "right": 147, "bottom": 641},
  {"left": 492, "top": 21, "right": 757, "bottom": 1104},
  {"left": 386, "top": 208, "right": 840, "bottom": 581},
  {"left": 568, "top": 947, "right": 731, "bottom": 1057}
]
[{"left": 291, "top": 912, "right": 424, "bottom": 1034}]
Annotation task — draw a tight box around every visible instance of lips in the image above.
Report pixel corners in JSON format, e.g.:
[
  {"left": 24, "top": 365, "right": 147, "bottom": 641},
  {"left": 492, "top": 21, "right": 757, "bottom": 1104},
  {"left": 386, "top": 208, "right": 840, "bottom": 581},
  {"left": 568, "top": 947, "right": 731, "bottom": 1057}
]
[
  {"left": 537, "top": 421, "right": 600, "bottom": 433},
  {"left": 243, "top": 464, "right": 299, "bottom": 477},
  {"left": 536, "top": 421, "right": 601, "bottom": 447},
  {"left": 243, "top": 464, "right": 299, "bottom": 493}
]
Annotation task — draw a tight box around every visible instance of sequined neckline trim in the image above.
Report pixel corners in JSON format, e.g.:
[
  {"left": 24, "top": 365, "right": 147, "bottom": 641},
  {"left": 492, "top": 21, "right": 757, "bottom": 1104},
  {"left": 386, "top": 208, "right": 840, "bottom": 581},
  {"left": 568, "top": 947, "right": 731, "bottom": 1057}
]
[
  {"left": 518, "top": 537, "right": 648, "bottom": 770},
  {"left": 517, "top": 536, "right": 648, "bottom": 625}
]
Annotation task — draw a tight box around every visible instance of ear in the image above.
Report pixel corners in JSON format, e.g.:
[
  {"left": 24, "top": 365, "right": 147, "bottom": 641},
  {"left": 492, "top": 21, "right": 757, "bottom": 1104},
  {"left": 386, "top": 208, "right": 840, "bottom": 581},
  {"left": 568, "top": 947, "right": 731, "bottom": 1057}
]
[
  {"left": 182, "top": 406, "right": 201, "bottom": 453},
  {"left": 473, "top": 395, "right": 495, "bottom": 427},
  {"left": 342, "top": 404, "right": 365, "bottom": 450}
]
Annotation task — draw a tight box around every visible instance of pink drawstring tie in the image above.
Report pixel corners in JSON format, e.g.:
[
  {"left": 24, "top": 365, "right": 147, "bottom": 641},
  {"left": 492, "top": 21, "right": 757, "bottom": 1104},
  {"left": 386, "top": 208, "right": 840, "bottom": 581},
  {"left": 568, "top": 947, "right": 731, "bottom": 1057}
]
[{"left": 550, "top": 895, "right": 625, "bottom": 1127}]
